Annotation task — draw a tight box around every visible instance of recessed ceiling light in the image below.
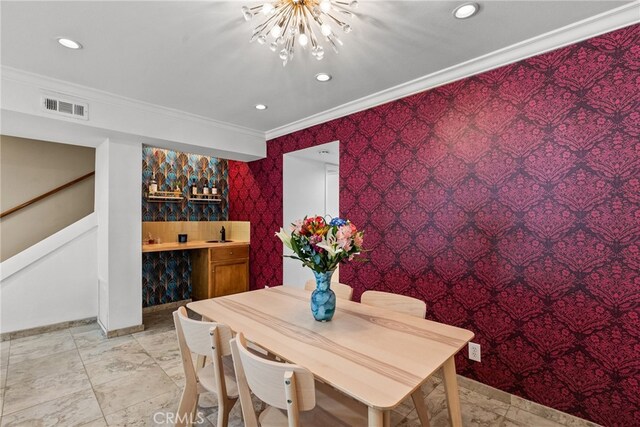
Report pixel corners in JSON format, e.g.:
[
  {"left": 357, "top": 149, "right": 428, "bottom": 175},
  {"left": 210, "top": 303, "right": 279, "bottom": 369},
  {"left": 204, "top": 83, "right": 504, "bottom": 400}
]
[
  {"left": 315, "top": 73, "right": 332, "bottom": 82},
  {"left": 255, "top": 104, "right": 267, "bottom": 110},
  {"left": 453, "top": 3, "right": 479, "bottom": 19},
  {"left": 57, "top": 38, "right": 82, "bottom": 49}
]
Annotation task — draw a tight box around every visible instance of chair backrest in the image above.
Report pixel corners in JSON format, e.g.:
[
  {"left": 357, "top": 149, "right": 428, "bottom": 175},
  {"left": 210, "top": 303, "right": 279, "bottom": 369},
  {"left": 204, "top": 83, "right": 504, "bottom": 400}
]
[
  {"left": 304, "top": 280, "right": 353, "bottom": 301},
  {"left": 173, "top": 307, "right": 233, "bottom": 402},
  {"left": 174, "top": 306, "right": 233, "bottom": 357},
  {"left": 230, "top": 332, "right": 316, "bottom": 427},
  {"left": 360, "top": 290, "right": 426, "bottom": 318}
]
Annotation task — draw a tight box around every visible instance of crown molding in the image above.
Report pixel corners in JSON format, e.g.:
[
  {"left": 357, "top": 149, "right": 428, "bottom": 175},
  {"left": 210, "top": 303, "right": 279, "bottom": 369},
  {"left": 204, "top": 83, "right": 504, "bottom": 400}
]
[
  {"left": 1, "top": 66, "right": 265, "bottom": 139},
  {"left": 266, "top": 2, "right": 640, "bottom": 140}
]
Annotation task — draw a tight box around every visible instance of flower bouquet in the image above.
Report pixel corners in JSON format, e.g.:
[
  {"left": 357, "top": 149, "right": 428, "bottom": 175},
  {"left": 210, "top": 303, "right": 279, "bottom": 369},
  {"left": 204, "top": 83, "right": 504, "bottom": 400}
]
[{"left": 276, "top": 216, "right": 364, "bottom": 321}]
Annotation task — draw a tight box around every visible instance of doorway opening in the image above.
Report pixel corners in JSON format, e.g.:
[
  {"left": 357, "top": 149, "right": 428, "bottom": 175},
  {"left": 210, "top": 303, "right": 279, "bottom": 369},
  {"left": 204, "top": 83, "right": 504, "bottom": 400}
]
[{"left": 282, "top": 141, "right": 339, "bottom": 287}]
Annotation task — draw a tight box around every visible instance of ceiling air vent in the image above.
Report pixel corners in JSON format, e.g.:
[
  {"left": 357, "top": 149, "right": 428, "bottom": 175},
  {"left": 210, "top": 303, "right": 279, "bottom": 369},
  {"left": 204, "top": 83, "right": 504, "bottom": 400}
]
[{"left": 41, "top": 95, "right": 89, "bottom": 120}]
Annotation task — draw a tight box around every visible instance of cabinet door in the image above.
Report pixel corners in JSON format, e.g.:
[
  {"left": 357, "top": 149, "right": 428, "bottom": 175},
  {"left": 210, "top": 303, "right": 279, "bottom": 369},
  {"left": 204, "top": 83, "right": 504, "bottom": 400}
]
[{"left": 211, "top": 259, "right": 249, "bottom": 297}]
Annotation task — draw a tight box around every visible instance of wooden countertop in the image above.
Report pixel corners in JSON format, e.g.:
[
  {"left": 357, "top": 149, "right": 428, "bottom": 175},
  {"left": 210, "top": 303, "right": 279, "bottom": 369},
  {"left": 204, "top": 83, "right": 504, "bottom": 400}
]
[{"left": 142, "top": 240, "right": 249, "bottom": 253}]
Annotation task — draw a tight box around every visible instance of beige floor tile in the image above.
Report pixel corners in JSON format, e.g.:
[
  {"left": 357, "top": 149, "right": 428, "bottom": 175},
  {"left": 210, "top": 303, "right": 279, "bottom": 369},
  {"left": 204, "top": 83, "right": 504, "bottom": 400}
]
[
  {"left": 161, "top": 359, "right": 186, "bottom": 388},
  {"left": 134, "top": 330, "right": 178, "bottom": 354},
  {"left": 104, "top": 389, "right": 183, "bottom": 426},
  {"left": 6, "top": 349, "right": 83, "bottom": 386},
  {"left": 73, "top": 328, "right": 110, "bottom": 349},
  {"left": 78, "top": 417, "right": 108, "bottom": 427},
  {"left": 510, "top": 396, "right": 601, "bottom": 427},
  {"left": 458, "top": 375, "right": 512, "bottom": 405},
  {"left": 393, "top": 397, "right": 417, "bottom": 418},
  {"left": 421, "top": 375, "right": 443, "bottom": 396},
  {"left": 93, "top": 364, "right": 178, "bottom": 415},
  {"left": 8, "top": 330, "right": 76, "bottom": 365},
  {"left": 0, "top": 389, "right": 102, "bottom": 427},
  {"left": 503, "top": 407, "right": 567, "bottom": 427},
  {"left": 0, "top": 341, "right": 9, "bottom": 369},
  {"left": 2, "top": 368, "right": 92, "bottom": 415},
  {"left": 83, "top": 346, "right": 157, "bottom": 386},
  {"left": 133, "top": 315, "right": 175, "bottom": 338},
  {"left": 134, "top": 330, "right": 182, "bottom": 372},
  {"left": 426, "top": 384, "right": 509, "bottom": 427},
  {"left": 0, "top": 341, "right": 9, "bottom": 392},
  {"left": 0, "top": 360, "right": 7, "bottom": 391},
  {"left": 77, "top": 336, "right": 137, "bottom": 365},
  {"left": 69, "top": 322, "right": 102, "bottom": 336}
]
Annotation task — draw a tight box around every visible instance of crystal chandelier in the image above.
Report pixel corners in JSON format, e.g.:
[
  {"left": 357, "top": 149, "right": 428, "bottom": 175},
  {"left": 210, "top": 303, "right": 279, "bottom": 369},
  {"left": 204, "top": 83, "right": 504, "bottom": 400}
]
[{"left": 241, "top": 0, "right": 358, "bottom": 66}]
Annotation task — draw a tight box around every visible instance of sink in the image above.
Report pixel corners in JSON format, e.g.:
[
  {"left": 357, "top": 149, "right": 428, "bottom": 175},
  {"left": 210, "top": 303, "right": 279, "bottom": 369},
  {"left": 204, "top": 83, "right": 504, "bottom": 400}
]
[{"left": 206, "top": 240, "right": 234, "bottom": 243}]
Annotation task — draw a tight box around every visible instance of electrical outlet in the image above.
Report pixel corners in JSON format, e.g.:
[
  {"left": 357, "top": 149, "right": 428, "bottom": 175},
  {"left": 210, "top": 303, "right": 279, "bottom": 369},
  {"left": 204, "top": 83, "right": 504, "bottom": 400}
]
[{"left": 468, "top": 342, "right": 481, "bottom": 362}]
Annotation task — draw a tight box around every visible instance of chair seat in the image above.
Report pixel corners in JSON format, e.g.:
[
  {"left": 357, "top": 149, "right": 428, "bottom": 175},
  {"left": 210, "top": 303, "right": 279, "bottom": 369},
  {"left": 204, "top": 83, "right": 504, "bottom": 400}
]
[
  {"left": 258, "top": 381, "right": 368, "bottom": 426},
  {"left": 197, "top": 357, "right": 238, "bottom": 398}
]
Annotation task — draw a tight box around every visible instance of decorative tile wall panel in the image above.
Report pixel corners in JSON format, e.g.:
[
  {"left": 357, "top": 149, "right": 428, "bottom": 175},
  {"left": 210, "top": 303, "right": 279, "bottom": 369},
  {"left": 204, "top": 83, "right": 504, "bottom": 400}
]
[
  {"left": 142, "top": 250, "right": 191, "bottom": 307},
  {"left": 142, "top": 146, "right": 229, "bottom": 221},
  {"left": 142, "top": 146, "right": 229, "bottom": 306}
]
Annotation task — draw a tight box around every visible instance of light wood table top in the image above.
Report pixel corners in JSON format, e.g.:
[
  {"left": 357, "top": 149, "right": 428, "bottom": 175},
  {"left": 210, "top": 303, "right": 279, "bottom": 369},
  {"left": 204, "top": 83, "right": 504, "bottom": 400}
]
[
  {"left": 188, "top": 286, "right": 474, "bottom": 425},
  {"left": 142, "top": 240, "right": 249, "bottom": 253}
]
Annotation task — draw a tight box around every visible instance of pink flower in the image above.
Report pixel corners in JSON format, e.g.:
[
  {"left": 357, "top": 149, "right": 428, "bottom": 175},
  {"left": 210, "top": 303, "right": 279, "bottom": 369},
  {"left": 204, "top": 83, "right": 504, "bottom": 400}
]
[
  {"left": 336, "top": 224, "right": 353, "bottom": 240},
  {"left": 290, "top": 219, "right": 304, "bottom": 234},
  {"left": 354, "top": 233, "right": 364, "bottom": 248},
  {"left": 337, "top": 237, "right": 352, "bottom": 252}
]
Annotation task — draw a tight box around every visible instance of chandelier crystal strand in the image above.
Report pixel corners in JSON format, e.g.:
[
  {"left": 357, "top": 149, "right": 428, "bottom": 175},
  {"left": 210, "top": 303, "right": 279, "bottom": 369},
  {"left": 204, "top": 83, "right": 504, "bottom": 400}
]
[{"left": 242, "top": 0, "right": 357, "bottom": 66}]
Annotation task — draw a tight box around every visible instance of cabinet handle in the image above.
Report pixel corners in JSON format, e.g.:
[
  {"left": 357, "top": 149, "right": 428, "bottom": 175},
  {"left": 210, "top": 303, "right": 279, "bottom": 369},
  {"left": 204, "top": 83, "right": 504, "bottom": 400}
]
[{"left": 229, "top": 251, "right": 233, "bottom": 255}]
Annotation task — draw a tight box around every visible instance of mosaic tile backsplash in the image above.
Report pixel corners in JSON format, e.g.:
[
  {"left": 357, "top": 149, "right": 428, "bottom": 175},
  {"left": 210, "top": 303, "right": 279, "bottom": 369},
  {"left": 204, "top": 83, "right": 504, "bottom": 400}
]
[
  {"left": 142, "top": 250, "right": 191, "bottom": 307},
  {"left": 142, "top": 146, "right": 229, "bottom": 221}
]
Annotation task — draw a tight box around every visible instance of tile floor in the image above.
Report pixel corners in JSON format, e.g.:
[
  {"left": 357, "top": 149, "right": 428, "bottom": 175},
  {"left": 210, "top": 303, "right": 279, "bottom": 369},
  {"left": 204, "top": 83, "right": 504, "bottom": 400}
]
[{"left": 0, "top": 309, "right": 600, "bottom": 427}]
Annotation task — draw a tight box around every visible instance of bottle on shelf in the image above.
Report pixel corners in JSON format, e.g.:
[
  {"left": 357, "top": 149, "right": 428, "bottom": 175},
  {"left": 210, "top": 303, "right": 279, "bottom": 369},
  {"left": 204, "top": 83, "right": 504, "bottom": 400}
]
[
  {"left": 191, "top": 179, "right": 198, "bottom": 196},
  {"left": 212, "top": 185, "right": 218, "bottom": 196},
  {"left": 149, "top": 175, "right": 158, "bottom": 194},
  {"left": 203, "top": 182, "right": 210, "bottom": 195}
]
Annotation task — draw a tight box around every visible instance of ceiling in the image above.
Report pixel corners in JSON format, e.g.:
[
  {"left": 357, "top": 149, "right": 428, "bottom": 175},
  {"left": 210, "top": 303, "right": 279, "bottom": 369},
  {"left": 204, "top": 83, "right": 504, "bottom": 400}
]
[{"left": 0, "top": 1, "right": 633, "bottom": 134}]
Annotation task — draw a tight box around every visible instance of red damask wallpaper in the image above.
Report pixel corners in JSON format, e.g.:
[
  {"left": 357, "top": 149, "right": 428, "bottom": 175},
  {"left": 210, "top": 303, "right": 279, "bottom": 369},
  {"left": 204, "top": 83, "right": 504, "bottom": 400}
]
[{"left": 229, "top": 25, "right": 640, "bottom": 426}]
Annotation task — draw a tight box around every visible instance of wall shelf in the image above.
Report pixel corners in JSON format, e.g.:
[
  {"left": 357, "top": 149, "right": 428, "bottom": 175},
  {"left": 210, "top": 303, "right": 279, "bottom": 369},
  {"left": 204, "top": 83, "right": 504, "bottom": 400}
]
[
  {"left": 188, "top": 193, "right": 221, "bottom": 203},
  {"left": 145, "top": 191, "right": 184, "bottom": 202}
]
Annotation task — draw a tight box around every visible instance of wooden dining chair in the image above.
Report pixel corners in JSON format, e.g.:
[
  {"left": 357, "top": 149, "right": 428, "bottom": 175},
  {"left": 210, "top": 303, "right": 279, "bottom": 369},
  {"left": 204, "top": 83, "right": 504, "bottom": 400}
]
[
  {"left": 360, "top": 290, "right": 427, "bottom": 318},
  {"left": 360, "top": 290, "right": 430, "bottom": 427},
  {"left": 173, "top": 307, "right": 238, "bottom": 427},
  {"left": 230, "top": 332, "right": 368, "bottom": 427},
  {"left": 304, "top": 280, "right": 354, "bottom": 301}
]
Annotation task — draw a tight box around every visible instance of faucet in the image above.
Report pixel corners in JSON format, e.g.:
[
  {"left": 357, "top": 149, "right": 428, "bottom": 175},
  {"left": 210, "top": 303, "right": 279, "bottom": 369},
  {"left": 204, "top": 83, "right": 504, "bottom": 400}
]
[{"left": 220, "top": 226, "right": 226, "bottom": 242}]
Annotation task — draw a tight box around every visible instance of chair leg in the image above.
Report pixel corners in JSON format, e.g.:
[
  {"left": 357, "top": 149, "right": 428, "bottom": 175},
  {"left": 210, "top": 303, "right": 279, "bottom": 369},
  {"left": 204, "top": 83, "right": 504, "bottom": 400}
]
[
  {"left": 217, "top": 400, "right": 229, "bottom": 427},
  {"left": 190, "top": 393, "right": 200, "bottom": 427},
  {"left": 176, "top": 386, "right": 198, "bottom": 427}
]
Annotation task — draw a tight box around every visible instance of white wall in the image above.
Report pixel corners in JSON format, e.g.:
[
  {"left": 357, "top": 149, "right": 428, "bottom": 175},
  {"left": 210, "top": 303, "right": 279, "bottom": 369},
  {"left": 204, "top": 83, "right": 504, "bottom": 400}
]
[
  {"left": 96, "top": 138, "right": 142, "bottom": 332},
  {"left": 283, "top": 156, "right": 334, "bottom": 287},
  {"left": 325, "top": 164, "right": 339, "bottom": 219},
  {"left": 1, "top": 67, "right": 266, "bottom": 161},
  {"left": 0, "top": 222, "right": 98, "bottom": 333}
]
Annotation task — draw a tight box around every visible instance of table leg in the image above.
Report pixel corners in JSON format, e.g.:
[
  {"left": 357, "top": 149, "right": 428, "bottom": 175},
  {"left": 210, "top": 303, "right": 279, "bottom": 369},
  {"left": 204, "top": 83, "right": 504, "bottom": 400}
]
[
  {"left": 383, "top": 410, "right": 390, "bottom": 427},
  {"left": 411, "top": 388, "right": 431, "bottom": 427},
  {"left": 442, "top": 356, "right": 463, "bottom": 427},
  {"left": 368, "top": 407, "right": 384, "bottom": 427}
]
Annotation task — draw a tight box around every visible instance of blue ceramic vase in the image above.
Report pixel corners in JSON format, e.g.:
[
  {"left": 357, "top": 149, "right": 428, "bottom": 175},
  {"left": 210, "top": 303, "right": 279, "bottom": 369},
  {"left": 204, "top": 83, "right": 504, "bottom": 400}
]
[{"left": 310, "top": 270, "right": 336, "bottom": 322}]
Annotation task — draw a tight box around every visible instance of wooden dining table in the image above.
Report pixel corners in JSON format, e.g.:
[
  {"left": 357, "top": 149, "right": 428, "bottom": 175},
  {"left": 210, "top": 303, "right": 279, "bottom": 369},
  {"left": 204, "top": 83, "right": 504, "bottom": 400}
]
[{"left": 188, "top": 286, "right": 474, "bottom": 427}]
